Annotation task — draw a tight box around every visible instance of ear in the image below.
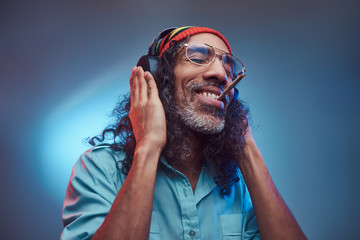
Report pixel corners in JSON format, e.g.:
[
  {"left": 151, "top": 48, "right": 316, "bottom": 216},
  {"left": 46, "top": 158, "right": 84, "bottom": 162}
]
[{"left": 137, "top": 55, "right": 160, "bottom": 76}]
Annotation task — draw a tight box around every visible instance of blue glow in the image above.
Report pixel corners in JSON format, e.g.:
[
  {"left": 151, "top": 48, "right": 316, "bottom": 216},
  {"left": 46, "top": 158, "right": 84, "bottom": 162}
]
[{"left": 38, "top": 67, "right": 129, "bottom": 202}]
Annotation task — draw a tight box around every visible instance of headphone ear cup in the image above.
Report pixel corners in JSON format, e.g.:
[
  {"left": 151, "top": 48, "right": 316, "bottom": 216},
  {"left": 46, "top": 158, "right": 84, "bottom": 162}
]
[
  {"left": 137, "top": 28, "right": 176, "bottom": 78},
  {"left": 137, "top": 55, "right": 160, "bottom": 76}
]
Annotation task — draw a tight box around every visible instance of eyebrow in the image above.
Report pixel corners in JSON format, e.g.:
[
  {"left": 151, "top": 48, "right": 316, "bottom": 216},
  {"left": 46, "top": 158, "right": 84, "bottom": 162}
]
[
  {"left": 188, "top": 41, "right": 231, "bottom": 55},
  {"left": 209, "top": 44, "right": 231, "bottom": 55}
]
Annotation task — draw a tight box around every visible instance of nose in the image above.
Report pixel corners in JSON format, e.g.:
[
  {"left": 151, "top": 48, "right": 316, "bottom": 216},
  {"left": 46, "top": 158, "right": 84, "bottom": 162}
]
[{"left": 203, "top": 56, "right": 229, "bottom": 87}]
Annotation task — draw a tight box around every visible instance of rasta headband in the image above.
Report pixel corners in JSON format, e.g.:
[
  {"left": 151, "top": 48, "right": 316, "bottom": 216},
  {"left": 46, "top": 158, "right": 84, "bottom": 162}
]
[{"left": 153, "top": 26, "right": 232, "bottom": 57}]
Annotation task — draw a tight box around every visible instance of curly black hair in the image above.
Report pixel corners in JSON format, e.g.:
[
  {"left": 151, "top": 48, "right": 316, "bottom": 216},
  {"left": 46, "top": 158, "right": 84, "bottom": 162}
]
[{"left": 90, "top": 39, "right": 249, "bottom": 195}]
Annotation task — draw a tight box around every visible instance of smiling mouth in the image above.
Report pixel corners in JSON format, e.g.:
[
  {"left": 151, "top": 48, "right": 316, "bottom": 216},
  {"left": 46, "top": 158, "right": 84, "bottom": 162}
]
[{"left": 198, "top": 91, "right": 220, "bottom": 100}]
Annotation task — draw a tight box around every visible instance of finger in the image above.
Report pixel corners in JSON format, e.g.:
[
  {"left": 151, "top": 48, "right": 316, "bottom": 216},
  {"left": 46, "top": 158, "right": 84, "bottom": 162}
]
[
  {"left": 129, "top": 67, "right": 136, "bottom": 106},
  {"left": 243, "top": 122, "right": 254, "bottom": 143},
  {"left": 246, "top": 124, "right": 253, "bottom": 138},
  {"left": 132, "top": 67, "right": 140, "bottom": 106},
  {"left": 137, "top": 66, "right": 148, "bottom": 104},
  {"left": 144, "top": 71, "right": 159, "bottom": 99}
]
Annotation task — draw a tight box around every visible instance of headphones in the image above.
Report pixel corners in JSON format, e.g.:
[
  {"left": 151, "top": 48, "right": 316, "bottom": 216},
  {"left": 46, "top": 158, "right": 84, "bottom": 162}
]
[
  {"left": 136, "top": 27, "right": 239, "bottom": 102},
  {"left": 136, "top": 27, "right": 176, "bottom": 76}
]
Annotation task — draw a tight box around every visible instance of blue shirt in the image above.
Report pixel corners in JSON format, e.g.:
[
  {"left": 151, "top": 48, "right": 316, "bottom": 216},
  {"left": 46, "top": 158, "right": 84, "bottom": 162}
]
[{"left": 61, "top": 145, "right": 260, "bottom": 240}]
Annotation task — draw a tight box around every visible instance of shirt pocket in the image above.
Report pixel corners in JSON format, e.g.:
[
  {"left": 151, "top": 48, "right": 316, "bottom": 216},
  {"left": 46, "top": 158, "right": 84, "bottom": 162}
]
[
  {"left": 149, "top": 211, "right": 160, "bottom": 240},
  {"left": 220, "top": 214, "right": 244, "bottom": 240}
]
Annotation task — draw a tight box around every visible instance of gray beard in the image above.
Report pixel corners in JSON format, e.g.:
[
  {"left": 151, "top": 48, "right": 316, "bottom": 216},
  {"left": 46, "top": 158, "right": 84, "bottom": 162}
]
[{"left": 175, "top": 94, "right": 225, "bottom": 134}]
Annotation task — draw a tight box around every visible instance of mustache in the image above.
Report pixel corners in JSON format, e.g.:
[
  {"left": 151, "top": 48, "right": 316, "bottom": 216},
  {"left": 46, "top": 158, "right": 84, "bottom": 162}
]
[{"left": 187, "top": 82, "right": 224, "bottom": 92}]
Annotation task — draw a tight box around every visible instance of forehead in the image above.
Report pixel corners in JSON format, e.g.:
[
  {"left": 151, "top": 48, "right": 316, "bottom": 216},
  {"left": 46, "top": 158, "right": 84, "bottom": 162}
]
[{"left": 187, "top": 33, "right": 230, "bottom": 53}]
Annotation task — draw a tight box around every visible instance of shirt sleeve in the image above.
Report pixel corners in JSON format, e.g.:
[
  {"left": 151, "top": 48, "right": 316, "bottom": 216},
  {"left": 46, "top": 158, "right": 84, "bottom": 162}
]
[{"left": 60, "top": 147, "right": 124, "bottom": 240}]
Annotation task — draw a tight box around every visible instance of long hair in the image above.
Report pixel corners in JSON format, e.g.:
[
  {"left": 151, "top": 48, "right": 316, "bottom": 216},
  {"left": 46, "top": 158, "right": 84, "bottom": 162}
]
[{"left": 90, "top": 39, "right": 249, "bottom": 195}]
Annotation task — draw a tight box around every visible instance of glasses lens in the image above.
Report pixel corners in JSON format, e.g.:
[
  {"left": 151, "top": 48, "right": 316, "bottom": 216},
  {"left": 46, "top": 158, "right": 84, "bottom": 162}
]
[
  {"left": 186, "top": 42, "right": 215, "bottom": 65},
  {"left": 185, "top": 42, "right": 245, "bottom": 80},
  {"left": 222, "top": 54, "right": 244, "bottom": 79}
]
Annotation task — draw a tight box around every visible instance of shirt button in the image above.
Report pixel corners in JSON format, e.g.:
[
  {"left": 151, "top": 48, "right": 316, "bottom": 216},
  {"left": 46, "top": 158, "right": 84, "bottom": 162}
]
[{"left": 189, "top": 230, "right": 196, "bottom": 237}]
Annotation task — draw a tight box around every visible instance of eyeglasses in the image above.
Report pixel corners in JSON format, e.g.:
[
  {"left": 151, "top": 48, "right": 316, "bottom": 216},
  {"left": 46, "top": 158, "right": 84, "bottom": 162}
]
[{"left": 179, "top": 41, "right": 246, "bottom": 80}]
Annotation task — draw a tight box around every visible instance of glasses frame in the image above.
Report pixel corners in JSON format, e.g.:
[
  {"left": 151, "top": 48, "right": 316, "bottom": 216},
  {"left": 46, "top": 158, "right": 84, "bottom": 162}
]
[{"left": 178, "top": 41, "right": 246, "bottom": 79}]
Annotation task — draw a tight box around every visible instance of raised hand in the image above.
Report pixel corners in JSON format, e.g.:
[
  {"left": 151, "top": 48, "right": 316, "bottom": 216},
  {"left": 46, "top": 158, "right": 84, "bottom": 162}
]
[
  {"left": 237, "top": 125, "right": 307, "bottom": 240},
  {"left": 129, "top": 66, "right": 167, "bottom": 150},
  {"left": 92, "top": 66, "right": 166, "bottom": 240}
]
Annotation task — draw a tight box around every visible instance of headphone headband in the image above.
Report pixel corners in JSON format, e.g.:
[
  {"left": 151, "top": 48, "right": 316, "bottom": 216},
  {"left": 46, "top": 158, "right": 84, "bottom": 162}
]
[{"left": 148, "top": 27, "right": 177, "bottom": 56}]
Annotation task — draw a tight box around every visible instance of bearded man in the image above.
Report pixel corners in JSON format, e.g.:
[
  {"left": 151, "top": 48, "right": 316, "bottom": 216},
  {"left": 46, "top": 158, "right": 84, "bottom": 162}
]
[{"left": 61, "top": 26, "right": 307, "bottom": 240}]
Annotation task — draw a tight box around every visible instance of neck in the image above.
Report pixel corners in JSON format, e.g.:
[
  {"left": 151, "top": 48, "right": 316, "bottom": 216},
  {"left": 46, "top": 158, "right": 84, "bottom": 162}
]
[
  {"left": 177, "top": 133, "right": 204, "bottom": 173},
  {"left": 166, "top": 127, "right": 205, "bottom": 191}
]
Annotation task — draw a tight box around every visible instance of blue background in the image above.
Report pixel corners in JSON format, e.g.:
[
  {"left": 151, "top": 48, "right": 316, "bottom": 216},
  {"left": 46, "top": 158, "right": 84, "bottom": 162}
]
[{"left": 1, "top": 0, "right": 359, "bottom": 239}]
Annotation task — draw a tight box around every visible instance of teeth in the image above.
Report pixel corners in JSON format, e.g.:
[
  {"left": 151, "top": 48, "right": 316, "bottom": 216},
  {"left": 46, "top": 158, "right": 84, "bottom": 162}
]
[{"left": 200, "top": 92, "right": 219, "bottom": 99}]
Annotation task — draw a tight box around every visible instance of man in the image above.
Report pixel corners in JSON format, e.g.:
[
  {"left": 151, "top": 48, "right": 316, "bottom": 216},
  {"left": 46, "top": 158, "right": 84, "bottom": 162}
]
[{"left": 61, "top": 26, "right": 307, "bottom": 240}]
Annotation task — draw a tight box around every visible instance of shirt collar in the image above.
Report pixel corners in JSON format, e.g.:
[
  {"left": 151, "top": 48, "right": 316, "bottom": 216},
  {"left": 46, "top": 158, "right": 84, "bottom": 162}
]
[{"left": 159, "top": 155, "right": 217, "bottom": 204}]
